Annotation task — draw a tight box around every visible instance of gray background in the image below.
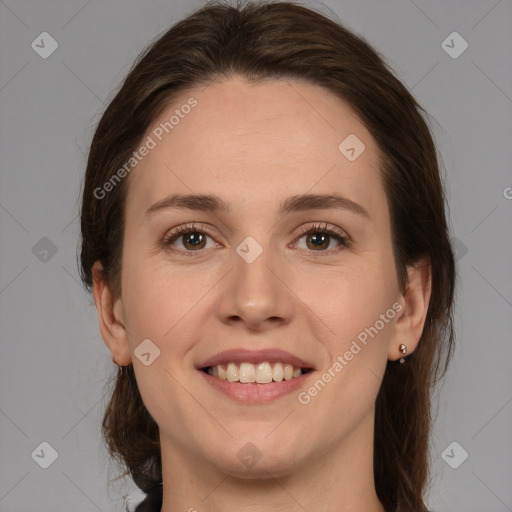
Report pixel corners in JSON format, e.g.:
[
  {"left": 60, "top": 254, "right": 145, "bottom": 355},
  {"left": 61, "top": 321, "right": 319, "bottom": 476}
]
[{"left": 0, "top": 0, "right": 511, "bottom": 511}]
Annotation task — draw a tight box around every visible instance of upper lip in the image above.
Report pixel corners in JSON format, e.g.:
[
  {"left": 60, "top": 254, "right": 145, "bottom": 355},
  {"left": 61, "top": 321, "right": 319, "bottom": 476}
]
[{"left": 197, "top": 348, "right": 315, "bottom": 370}]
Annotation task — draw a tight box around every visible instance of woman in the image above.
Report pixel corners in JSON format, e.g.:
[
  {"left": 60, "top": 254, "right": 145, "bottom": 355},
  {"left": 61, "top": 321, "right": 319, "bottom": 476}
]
[{"left": 79, "top": 2, "right": 455, "bottom": 511}]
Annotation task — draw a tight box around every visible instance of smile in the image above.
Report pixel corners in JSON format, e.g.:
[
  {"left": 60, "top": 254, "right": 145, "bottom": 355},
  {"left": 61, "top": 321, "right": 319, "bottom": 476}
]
[
  {"left": 203, "top": 361, "right": 310, "bottom": 383},
  {"left": 199, "top": 365, "right": 314, "bottom": 403}
]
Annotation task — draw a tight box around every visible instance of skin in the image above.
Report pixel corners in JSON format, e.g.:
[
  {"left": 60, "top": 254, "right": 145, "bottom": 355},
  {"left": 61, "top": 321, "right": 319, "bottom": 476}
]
[{"left": 93, "top": 76, "right": 431, "bottom": 512}]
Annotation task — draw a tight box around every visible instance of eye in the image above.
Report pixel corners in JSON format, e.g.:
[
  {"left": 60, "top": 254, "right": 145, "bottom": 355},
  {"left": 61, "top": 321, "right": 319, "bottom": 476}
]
[
  {"left": 162, "top": 221, "right": 350, "bottom": 256},
  {"left": 293, "top": 222, "right": 350, "bottom": 252},
  {"left": 162, "top": 223, "right": 218, "bottom": 254}
]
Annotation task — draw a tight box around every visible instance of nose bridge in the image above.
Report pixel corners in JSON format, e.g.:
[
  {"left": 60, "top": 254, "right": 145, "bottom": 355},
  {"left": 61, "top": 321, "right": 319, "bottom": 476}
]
[
  {"left": 218, "top": 232, "right": 293, "bottom": 329},
  {"left": 234, "top": 233, "right": 278, "bottom": 302}
]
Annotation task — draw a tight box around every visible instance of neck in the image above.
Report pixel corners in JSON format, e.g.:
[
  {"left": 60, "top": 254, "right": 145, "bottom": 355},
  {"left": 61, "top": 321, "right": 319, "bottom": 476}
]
[{"left": 159, "top": 409, "right": 385, "bottom": 512}]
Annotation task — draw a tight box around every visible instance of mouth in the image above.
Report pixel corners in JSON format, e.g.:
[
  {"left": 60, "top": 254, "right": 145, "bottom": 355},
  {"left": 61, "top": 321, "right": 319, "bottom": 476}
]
[
  {"left": 200, "top": 362, "right": 313, "bottom": 384},
  {"left": 196, "top": 348, "right": 316, "bottom": 403}
]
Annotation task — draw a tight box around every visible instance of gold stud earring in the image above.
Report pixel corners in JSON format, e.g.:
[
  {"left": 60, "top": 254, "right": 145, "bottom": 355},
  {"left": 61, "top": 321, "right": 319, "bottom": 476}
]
[{"left": 399, "top": 344, "right": 407, "bottom": 363}]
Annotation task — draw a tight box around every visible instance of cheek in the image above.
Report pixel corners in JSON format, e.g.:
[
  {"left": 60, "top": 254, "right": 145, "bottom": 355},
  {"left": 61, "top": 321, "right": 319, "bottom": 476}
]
[
  {"left": 295, "top": 265, "right": 397, "bottom": 431},
  {"left": 120, "top": 258, "right": 203, "bottom": 412},
  {"left": 120, "top": 252, "right": 198, "bottom": 350},
  {"left": 120, "top": 254, "right": 228, "bottom": 375},
  {"left": 294, "top": 257, "right": 397, "bottom": 345}
]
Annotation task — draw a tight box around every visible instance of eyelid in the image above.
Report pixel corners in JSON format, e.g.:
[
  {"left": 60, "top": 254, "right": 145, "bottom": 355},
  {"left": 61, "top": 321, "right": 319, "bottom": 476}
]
[{"left": 295, "top": 222, "right": 350, "bottom": 242}]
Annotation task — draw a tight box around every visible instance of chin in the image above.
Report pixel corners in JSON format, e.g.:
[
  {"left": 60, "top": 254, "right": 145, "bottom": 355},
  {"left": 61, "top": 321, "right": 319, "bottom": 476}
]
[{"left": 204, "top": 434, "right": 309, "bottom": 479}]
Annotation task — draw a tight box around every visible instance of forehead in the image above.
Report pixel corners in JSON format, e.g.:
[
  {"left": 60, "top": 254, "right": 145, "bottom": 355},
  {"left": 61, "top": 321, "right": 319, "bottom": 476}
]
[{"left": 125, "top": 77, "right": 384, "bottom": 218}]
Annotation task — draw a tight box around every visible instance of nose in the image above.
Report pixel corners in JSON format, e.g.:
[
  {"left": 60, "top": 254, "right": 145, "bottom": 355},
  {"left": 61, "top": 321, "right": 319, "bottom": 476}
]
[{"left": 216, "top": 239, "right": 295, "bottom": 332}]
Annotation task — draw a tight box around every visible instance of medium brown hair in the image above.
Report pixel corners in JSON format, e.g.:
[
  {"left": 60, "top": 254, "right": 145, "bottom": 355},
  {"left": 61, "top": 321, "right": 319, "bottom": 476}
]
[{"left": 79, "top": 2, "right": 456, "bottom": 511}]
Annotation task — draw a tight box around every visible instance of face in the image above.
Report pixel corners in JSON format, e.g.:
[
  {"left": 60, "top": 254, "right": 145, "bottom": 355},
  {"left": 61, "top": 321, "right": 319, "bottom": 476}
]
[{"left": 105, "top": 76, "right": 408, "bottom": 478}]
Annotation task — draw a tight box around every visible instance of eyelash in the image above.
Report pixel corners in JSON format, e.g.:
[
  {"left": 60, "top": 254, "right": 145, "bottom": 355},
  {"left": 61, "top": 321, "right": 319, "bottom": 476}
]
[{"left": 162, "top": 222, "right": 351, "bottom": 257}]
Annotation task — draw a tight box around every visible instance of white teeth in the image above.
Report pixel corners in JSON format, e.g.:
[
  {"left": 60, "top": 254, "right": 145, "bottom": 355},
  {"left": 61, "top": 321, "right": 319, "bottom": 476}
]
[
  {"left": 256, "top": 362, "right": 273, "bottom": 383},
  {"left": 217, "top": 364, "right": 227, "bottom": 380},
  {"left": 206, "top": 361, "right": 307, "bottom": 383},
  {"left": 272, "top": 362, "right": 284, "bottom": 381},
  {"left": 239, "top": 362, "right": 256, "bottom": 383},
  {"left": 226, "top": 362, "right": 239, "bottom": 382}
]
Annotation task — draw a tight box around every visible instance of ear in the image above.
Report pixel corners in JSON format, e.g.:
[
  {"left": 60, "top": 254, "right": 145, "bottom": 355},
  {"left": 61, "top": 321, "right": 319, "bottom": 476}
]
[
  {"left": 92, "top": 261, "right": 132, "bottom": 366},
  {"left": 388, "top": 256, "right": 432, "bottom": 361}
]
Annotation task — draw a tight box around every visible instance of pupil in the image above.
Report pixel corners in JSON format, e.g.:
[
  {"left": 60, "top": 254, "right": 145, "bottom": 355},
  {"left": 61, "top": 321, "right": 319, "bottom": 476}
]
[
  {"left": 185, "top": 232, "right": 204, "bottom": 248},
  {"left": 308, "top": 233, "right": 328, "bottom": 250}
]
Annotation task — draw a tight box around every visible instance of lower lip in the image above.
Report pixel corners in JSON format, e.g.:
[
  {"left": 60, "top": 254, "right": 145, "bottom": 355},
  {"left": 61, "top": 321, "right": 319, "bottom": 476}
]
[{"left": 199, "top": 370, "right": 314, "bottom": 403}]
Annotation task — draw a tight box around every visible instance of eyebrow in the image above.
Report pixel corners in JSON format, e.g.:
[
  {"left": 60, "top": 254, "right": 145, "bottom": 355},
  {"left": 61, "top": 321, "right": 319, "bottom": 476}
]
[{"left": 144, "top": 193, "right": 370, "bottom": 220}]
